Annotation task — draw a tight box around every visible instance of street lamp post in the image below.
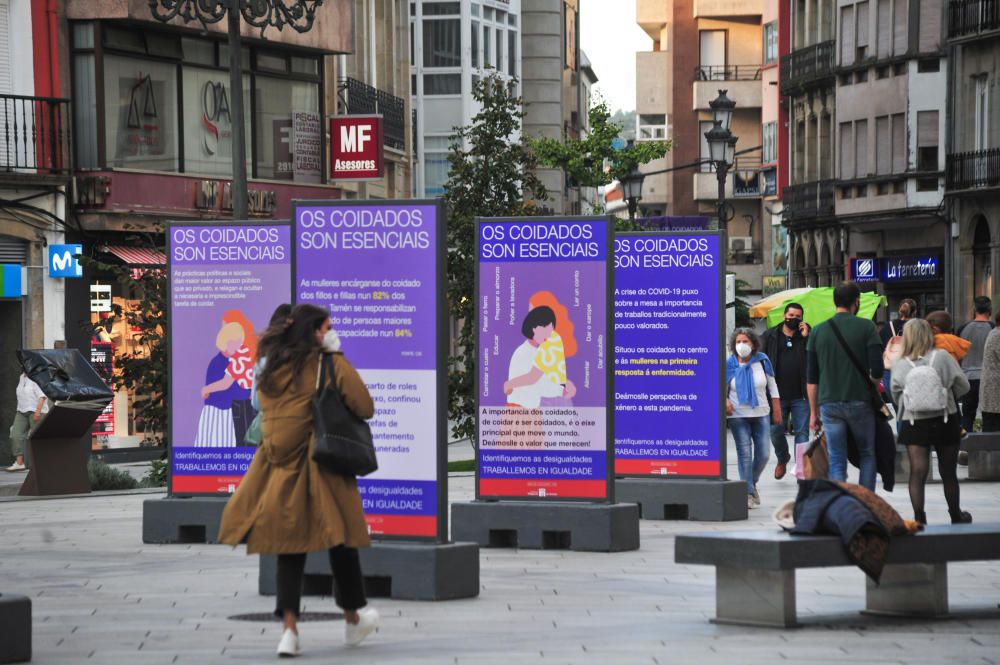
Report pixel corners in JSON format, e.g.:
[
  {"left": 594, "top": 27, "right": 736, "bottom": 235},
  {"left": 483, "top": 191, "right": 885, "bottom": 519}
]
[
  {"left": 621, "top": 168, "right": 646, "bottom": 224},
  {"left": 704, "top": 90, "right": 738, "bottom": 230},
  {"left": 148, "top": 0, "right": 325, "bottom": 220}
]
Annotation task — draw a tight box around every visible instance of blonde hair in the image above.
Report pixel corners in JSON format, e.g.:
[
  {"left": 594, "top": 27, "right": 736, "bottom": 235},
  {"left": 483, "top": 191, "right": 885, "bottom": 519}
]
[
  {"left": 215, "top": 322, "right": 245, "bottom": 352},
  {"left": 901, "top": 318, "right": 934, "bottom": 360}
]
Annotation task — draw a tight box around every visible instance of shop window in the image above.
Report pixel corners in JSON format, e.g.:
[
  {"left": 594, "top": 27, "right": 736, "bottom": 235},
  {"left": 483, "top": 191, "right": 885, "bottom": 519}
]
[
  {"left": 73, "top": 23, "right": 95, "bottom": 49},
  {"left": 103, "top": 55, "right": 179, "bottom": 171},
  {"left": 182, "top": 38, "right": 215, "bottom": 66},
  {"left": 145, "top": 32, "right": 182, "bottom": 59},
  {"left": 257, "top": 51, "right": 288, "bottom": 73},
  {"left": 183, "top": 69, "right": 251, "bottom": 177},
  {"left": 291, "top": 56, "right": 319, "bottom": 76},
  {"left": 254, "top": 77, "right": 321, "bottom": 182},
  {"left": 103, "top": 26, "right": 146, "bottom": 53}
]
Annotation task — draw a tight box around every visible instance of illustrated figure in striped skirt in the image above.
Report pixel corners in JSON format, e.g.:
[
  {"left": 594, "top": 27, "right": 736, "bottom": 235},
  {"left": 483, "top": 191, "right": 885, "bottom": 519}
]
[{"left": 194, "top": 322, "right": 246, "bottom": 447}]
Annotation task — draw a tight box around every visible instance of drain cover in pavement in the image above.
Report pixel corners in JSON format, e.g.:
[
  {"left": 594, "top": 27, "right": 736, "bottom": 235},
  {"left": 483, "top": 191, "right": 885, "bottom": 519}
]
[{"left": 228, "top": 612, "right": 344, "bottom": 622}]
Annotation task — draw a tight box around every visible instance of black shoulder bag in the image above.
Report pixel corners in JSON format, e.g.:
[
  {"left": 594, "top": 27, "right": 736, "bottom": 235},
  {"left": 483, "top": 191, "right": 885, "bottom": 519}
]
[
  {"left": 311, "top": 354, "right": 378, "bottom": 476},
  {"left": 828, "top": 319, "right": 891, "bottom": 421}
]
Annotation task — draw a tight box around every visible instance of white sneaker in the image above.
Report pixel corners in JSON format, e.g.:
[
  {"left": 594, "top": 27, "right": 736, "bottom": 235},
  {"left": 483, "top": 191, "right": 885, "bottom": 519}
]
[
  {"left": 5, "top": 462, "right": 25, "bottom": 472},
  {"left": 752, "top": 487, "right": 761, "bottom": 507},
  {"left": 747, "top": 495, "right": 755, "bottom": 510},
  {"left": 345, "top": 607, "right": 379, "bottom": 647},
  {"left": 276, "top": 628, "right": 301, "bottom": 658}
]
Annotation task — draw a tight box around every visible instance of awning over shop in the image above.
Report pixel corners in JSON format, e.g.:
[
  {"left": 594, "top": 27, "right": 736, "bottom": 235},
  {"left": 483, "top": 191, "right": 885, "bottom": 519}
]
[{"left": 102, "top": 245, "right": 167, "bottom": 266}]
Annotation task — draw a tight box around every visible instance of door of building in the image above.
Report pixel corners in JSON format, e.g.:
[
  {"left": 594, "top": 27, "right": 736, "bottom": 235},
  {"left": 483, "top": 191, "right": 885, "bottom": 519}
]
[
  {"left": 699, "top": 30, "right": 726, "bottom": 80},
  {"left": 0, "top": 299, "right": 24, "bottom": 464}
]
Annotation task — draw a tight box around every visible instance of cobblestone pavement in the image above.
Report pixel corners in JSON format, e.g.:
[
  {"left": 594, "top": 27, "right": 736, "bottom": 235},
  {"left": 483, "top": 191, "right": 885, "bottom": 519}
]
[{"left": 1, "top": 442, "right": 999, "bottom": 665}]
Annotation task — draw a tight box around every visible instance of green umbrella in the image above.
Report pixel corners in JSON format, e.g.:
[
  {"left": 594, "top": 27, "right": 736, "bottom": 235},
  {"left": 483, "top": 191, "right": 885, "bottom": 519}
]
[{"left": 765, "top": 287, "right": 887, "bottom": 329}]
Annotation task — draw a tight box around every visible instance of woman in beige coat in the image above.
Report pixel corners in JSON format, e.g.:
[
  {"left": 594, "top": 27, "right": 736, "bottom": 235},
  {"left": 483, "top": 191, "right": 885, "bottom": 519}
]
[{"left": 218, "top": 303, "right": 379, "bottom": 657}]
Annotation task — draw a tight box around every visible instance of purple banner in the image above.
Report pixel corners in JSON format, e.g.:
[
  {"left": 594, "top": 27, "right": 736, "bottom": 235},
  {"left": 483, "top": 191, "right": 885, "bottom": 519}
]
[
  {"left": 168, "top": 223, "right": 292, "bottom": 495},
  {"left": 295, "top": 202, "right": 441, "bottom": 539},
  {"left": 477, "top": 217, "right": 611, "bottom": 501},
  {"left": 613, "top": 233, "right": 724, "bottom": 477}
]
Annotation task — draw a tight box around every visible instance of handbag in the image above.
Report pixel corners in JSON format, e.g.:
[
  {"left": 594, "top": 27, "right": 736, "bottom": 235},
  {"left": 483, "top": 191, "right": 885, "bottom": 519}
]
[
  {"left": 310, "top": 353, "right": 378, "bottom": 477},
  {"left": 801, "top": 432, "right": 829, "bottom": 480},
  {"left": 883, "top": 320, "right": 904, "bottom": 369},
  {"left": 828, "top": 319, "right": 892, "bottom": 421}
]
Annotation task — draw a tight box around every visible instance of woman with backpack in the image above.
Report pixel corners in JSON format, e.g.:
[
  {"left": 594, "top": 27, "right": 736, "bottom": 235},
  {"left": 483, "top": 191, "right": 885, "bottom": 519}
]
[{"left": 890, "top": 318, "right": 972, "bottom": 525}]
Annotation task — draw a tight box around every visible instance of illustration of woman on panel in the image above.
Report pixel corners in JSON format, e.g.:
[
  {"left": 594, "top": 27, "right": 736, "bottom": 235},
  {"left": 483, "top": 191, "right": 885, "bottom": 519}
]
[
  {"left": 222, "top": 309, "right": 258, "bottom": 444},
  {"left": 503, "top": 291, "right": 578, "bottom": 408},
  {"left": 195, "top": 322, "right": 246, "bottom": 447}
]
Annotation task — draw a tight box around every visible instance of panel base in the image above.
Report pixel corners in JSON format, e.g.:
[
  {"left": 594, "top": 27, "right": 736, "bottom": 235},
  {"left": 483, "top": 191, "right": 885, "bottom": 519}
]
[
  {"left": 142, "top": 496, "right": 228, "bottom": 544},
  {"left": 615, "top": 478, "right": 748, "bottom": 521},
  {"left": 0, "top": 593, "right": 31, "bottom": 664}
]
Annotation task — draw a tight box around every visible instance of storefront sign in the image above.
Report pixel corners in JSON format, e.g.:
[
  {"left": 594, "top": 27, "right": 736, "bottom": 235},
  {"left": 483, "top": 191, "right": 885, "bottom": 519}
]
[
  {"left": 476, "top": 217, "right": 613, "bottom": 501},
  {"left": 90, "top": 342, "right": 115, "bottom": 435},
  {"left": 613, "top": 233, "right": 724, "bottom": 477},
  {"left": 882, "top": 255, "right": 941, "bottom": 282},
  {"left": 48, "top": 244, "right": 83, "bottom": 278},
  {"left": 850, "top": 257, "right": 878, "bottom": 283},
  {"left": 292, "top": 111, "right": 322, "bottom": 182},
  {"left": 761, "top": 167, "right": 778, "bottom": 197},
  {"left": 763, "top": 274, "right": 786, "bottom": 296},
  {"left": 0, "top": 264, "right": 24, "bottom": 298},
  {"left": 733, "top": 171, "right": 761, "bottom": 198},
  {"left": 90, "top": 284, "right": 112, "bottom": 312},
  {"left": 330, "top": 115, "right": 384, "bottom": 180},
  {"left": 294, "top": 201, "right": 446, "bottom": 540},
  {"left": 168, "top": 222, "right": 292, "bottom": 495}
]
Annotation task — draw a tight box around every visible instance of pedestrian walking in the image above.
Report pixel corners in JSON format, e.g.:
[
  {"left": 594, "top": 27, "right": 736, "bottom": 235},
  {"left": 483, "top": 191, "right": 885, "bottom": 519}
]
[
  {"left": 957, "top": 297, "right": 993, "bottom": 433},
  {"left": 978, "top": 316, "right": 1000, "bottom": 432},
  {"left": 890, "top": 318, "right": 972, "bottom": 525},
  {"left": 6, "top": 373, "right": 49, "bottom": 472},
  {"left": 726, "top": 328, "right": 781, "bottom": 509},
  {"left": 760, "top": 302, "right": 810, "bottom": 479},
  {"left": 880, "top": 298, "right": 917, "bottom": 404},
  {"left": 807, "top": 282, "right": 884, "bottom": 490},
  {"left": 926, "top": 310, "right": 971, "bottom": 363},
  {"left": 218, "top": 304, "right": 379, "bottom": 657}
]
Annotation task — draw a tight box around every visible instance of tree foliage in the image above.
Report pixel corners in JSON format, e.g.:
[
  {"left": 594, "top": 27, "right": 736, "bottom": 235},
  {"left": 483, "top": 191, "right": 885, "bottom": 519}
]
[
  {"left": 444, "top": 73, "right": 547, "bottom": 443},
  {"left": 528, "top": 102, "right": 672, "bottom": 188}
]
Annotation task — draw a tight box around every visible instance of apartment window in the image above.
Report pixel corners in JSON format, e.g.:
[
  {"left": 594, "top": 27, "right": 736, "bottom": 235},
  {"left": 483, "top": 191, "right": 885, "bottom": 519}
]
[
  {"left": 974, "top": 75, "right": 989, "bottom": 151},
  {"left": 894, "top": 0, "right": 907, "bottom": 56},
  {"left": 894, "top": 62, "right": 907, "bottom": 76},
  {"left": 917, "top": 110, "right": 939, "bottom": 170},
  {"left": 917, "top": 58, "right": 940, "bottom": 73},
  {"left": 103, "top": 56, "right": 179, "bottom": 171},
  {"left": 856, "top": 119, "right": 869, "bottom": 177},
  {"left": 424, "top": 73, "right": 461, "bottom": 95},
  {"left": 840, "top": 6, "right": 855, "bottom": 65},
  {"left": 855, "top": 69, "right": 869, "bottom": 83},
  {"left": 875, "top": 116, "right": 890, "bottom": 175},
  {"left": 856, "top": 1, "right": 870, "bottom": 61},
  {"left": 484, "top": 27, "right": 492, "bottom": 68},
  {"left": 423, "top": 2, "right": 460, "bottom": 15},
  {"left": 699, "top": 121, "right": 715, "bottom": 172},
  {"left": 763, "top": 121, "right": 777, "bottom": 163},
  {"left": 891, "top": 113, "right": 906, "bottom": 172},
  {"left": 840, "top": 122, "right": 854, "bottom": 179},
  {"left": 255, "top": 77, "right": 320, "bottom": 182},
  {"left": 508, "top": 30, "right": 516, "bottom": 76},
  {"left": 423, "top": 18, "right": 461, "bottom": 68},
  {"left": 876, "top": 65, "right": 890, "bottom": 79},
  {"left": 876, "top": 0, "right": 891, "bottom": 58},
  {"left": 496, "top": 27, "right": 503, "bottom": 72},
  {"left": 638, "top": 114, "right": 667, "bottom": 141},
  {"left": 763, "top": 22, "right": 778, "bottom": 64},
  {"left": 471, "top": 21, "right": 479, "bottom": 68},
  {"left": 918, "top": 0, "right": 941, "bottom": 52},
  {"left": 700, "top": 30, "right": 726, "bottom": 78}
]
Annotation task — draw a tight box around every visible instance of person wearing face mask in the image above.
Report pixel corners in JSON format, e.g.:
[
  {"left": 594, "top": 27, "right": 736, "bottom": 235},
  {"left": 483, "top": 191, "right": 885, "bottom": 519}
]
[
  {"left": 807, "top": 282, "right": 885, "bottom": 490},
  {"left": 219, "top": 304, "right": 380, "bottom": 657},
  {"left": 726, "top": 328, "right": 781, "bottom": 509},
  {"left": 760, "top": 302, "right": 811, "bottom": 480}
]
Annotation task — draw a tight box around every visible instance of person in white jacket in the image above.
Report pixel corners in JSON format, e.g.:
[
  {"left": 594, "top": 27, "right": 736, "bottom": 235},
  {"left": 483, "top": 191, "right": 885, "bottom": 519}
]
[{"left": 890, "top": 318, "right": 971, "bottom": 525}]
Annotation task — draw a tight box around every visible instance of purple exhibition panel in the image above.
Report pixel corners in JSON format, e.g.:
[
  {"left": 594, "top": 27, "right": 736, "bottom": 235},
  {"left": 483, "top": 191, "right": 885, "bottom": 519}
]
[
  {"left": 613, "top": 233, "right": 724, "bottom": 477},
  {"left": 168, "top": 223, "right": 291, "bottom": 495},
  {"left": 295, "top": 201, "right": 442, "bottom": 539},
  {"left": 477, "top": 217, "right": 612, "bottom": 501}
]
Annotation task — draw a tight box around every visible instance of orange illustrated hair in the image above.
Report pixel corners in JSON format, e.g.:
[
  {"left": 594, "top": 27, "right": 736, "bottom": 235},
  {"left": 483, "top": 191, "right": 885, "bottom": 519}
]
[
  {"left": 529, "top": 291, "right": 577, "bottom": 358},
  {"left": 222, "top": 309, "right": 257, "bottom": 357}
]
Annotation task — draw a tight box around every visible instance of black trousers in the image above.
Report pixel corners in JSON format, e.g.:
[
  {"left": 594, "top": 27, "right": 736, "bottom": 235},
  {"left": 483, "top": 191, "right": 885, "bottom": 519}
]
[
  {"left": 982, "top": 411, "right": 1000, "bottom": 432},
  {"left": 961, "top": 380, "right": 980, "bottom": 432},
  {"left": 275, "top": 547, "right": 367, "bottom": 618}
]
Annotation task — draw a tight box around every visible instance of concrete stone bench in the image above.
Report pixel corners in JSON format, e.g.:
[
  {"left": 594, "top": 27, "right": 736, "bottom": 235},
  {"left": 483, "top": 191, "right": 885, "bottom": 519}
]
[
  {"left": 675, "top": 524, "right": 1000, "bottom": 627},
  {"left": 0, "top": 593, "right": 31, "bottom": 663},
  {"left": 964, "top": 433, "right": 1000, "bottom": 480}
]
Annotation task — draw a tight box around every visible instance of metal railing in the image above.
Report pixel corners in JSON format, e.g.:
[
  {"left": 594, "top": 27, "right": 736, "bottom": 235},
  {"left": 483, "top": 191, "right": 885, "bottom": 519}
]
[
  {"left": 949, "top": 0, "right": 1000, "bottom": 37},
  {"left": 946, "top": 148, "right": 1000, "bottom": 190},
  {"left": 0, "top": 94, "right": 72, "bottom": 176},
  {"left": 694, "top": 65, "right": 762, "bottom": 81},
  {"left": 338, "top": 78, "right": 406, "bottom": 151},
  {"left": 779, "top": 40, "right": 836, "bottom": 95},
  {"left": 782, "top": 180, "right": 836, "bottom": 219}
]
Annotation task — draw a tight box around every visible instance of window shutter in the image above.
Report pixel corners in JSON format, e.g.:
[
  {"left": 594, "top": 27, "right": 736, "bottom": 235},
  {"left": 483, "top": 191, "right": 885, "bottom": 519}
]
[
  {"left": 841, "top": 6, "right": 856, "bottom": 65},
  {"left": 893, "top": 0, "right": 908, "bottom": 56},
  {"left": 892, "top": 113, "right": 906, "bottom": 172},
  {"left": 877, "top": 0, "right": 892, "bottom": 58},
  {"left": 0, "top": 0, "right": 11, "bottom": 94},
  {"left": 917, "top": 110, "right": 938, "bottom": 147},
  {"left": 856, "top": 119, "right": 869, "bottom": 176},
  {"left": 918, "top": 0, "right": 940, "bottom": 52},
  {"left": 840, "top": 122, "right": 854, "bottom": 179},
  {"left": 876, "top": 116, "right": 890, "bottom": 175},
  {"left": 0, "top": 236, "right": 27, "bottom": 263},
  {"left": 857, "top": 2, "right": 870, "bottom": 47}
]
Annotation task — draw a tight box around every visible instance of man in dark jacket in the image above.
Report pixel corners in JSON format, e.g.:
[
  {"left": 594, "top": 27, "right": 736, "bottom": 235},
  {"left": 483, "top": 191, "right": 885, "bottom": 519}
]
[{"left": 760, "top": 302, "right": 810, "bottom": 479}]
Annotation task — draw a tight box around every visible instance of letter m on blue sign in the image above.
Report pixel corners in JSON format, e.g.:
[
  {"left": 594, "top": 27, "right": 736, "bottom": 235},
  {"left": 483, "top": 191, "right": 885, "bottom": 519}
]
[{"left": 49, "top": 244, "right": 83, "bottom": 278}]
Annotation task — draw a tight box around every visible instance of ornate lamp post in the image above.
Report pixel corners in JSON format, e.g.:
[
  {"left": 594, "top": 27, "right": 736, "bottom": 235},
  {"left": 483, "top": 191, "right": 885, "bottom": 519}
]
[
  {"left": 704, "top": 90, "right": 738, "bottom": 230},
  {"left": 621, "top": 168, "right": 646, "bottom": 224},
  {"left": 148, "top": 0, "right": 325, "bottom": 220}
]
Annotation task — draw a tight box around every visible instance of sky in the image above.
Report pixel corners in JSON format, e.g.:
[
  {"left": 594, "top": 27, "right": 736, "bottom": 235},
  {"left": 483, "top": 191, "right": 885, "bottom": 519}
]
[{"left": 579, "top": 2, "right": 653, "bottom": 114}]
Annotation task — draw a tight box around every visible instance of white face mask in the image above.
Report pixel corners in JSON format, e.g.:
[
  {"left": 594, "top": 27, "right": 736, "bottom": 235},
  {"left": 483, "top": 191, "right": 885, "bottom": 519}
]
[
  {"left": 735, "top": 342, "right": 752, "bottom": 359},
  {"left": 322, "top": 329, "right": 341, "bottom": 353}
]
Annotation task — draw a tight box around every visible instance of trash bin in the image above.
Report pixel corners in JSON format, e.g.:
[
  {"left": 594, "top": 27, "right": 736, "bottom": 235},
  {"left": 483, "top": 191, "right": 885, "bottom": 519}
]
[{"left": 16, "top": 349, "right": 114, "bottom": 496}]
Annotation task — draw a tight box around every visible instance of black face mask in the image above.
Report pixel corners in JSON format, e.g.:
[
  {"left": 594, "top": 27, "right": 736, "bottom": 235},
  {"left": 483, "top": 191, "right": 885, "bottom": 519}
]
[{"left": 785, "top": 317, "right": 802, "bottom": 332}]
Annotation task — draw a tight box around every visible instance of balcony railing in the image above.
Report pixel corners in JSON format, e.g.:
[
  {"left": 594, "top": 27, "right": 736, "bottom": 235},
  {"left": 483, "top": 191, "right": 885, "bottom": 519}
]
[
  {"left": 694, "top": 65, "right": 762, "bottom": 81},
  {"left": 338, "top": 78, "right": 406, "bottom": 151},
  {"left": 949, "top": 0, "right": 1000, "bottom": 38},
  {"left": 946, "top": 148, "right": 1000, "bottom": 190},
  {"left": 782, "top": 180, "right": 836, "bottom": 220},
  {"left": 0, "top": 95, "right": 72, "bottom": 177},
  {"left": 779, "top": 41, "right": 836, "bottom": 95}
]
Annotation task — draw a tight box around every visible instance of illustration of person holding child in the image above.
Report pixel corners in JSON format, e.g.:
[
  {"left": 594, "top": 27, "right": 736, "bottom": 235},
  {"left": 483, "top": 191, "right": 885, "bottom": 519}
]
[
  {"left": 194, "top": 310, "right": 258, "bottom": 446},
  {"left": 503, "top": 291, "right": 578, "bottom": 408}
]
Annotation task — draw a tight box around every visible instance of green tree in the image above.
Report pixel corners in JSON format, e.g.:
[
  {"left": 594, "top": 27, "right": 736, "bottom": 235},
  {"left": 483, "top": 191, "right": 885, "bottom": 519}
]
[
  {"left": 80, "top": 235, "right": 168, "bottom": 447},
  {"left": 444, "top": 73, "right": 547, "bottom": 444}
]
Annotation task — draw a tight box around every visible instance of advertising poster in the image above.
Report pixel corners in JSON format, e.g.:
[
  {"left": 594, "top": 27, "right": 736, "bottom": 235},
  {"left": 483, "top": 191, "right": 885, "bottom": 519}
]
[
  {"left": 476, "top": 217, "right": 613, "bottom": 501},
  {"left": 168, "top": 222, "right": 291, "bottom": 495},
  {"left": 294, "top": 201, "right": 444, "bottom": 540},
  {"left": 613, "top": 232, "right": 724, "bottom": 477},
  {"left": 89, "top": 342, "right": 115, "bottom": 435}
]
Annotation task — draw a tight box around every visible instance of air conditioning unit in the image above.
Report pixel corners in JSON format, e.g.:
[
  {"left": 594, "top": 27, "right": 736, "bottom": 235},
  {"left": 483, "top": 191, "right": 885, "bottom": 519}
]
[{"left": 729, "top": 236, "right": 753, "bottom": 252}]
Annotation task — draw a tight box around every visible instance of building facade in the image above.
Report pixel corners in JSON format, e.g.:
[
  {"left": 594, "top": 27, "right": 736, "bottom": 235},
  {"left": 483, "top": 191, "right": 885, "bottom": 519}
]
[
  {"left": 946, "top": 0, "right": 1000, "bottom": 317},
  {"left": 636, "top": 0, "right": 769, "bottom": 293},
  {"left": 410, "top": 0, "right": 522, "bottom": 198}
]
